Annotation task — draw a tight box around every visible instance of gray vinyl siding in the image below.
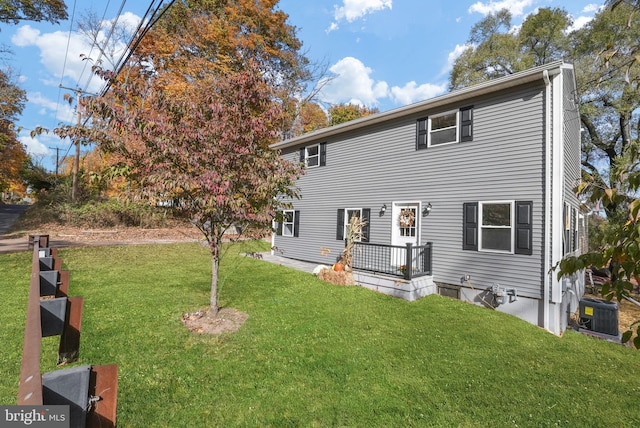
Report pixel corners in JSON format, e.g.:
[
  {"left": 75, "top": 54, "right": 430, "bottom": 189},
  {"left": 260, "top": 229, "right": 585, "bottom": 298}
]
[
  {"left": 275, "top": 82, "right": 548, "bottom": 299},
  {"left": 563, "top": 68, "right": 582, "bottom": 208}
]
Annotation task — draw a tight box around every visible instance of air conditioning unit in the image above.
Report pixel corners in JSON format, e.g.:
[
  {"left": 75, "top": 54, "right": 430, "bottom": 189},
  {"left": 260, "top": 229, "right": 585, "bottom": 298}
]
[{"left": 579, "top": 297, "right": 619, "bottom": 337}]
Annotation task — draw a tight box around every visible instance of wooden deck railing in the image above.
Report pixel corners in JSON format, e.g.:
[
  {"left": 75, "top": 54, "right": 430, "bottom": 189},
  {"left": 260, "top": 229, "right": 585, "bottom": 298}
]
[{"left": 352, "top": 242, "right": 432, "bottom": 280}]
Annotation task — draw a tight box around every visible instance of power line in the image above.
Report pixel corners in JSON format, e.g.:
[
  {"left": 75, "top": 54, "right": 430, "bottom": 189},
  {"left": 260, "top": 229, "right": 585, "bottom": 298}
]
[
  {"left": 77, "top": 0, "right": 115, "bottom": 89},
  {"left": 52, "top": 0, "right": 77, "bottom": 137}
]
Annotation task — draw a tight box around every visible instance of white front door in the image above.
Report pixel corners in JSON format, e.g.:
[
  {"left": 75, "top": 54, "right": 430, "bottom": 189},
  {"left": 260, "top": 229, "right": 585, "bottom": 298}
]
[{"left": 391, "top": 202, "right": 420, "bottom": 269}]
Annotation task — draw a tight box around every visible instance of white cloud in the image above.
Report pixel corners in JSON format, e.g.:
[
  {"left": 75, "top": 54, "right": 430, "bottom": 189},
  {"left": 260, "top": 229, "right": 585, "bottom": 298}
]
[
  {"left": 19, "top": 134, "right": 49, "bottom": 157},
  {"left": 326, "top": 22, "right": 339, "bottom": 33},
  {"left": 327, "top": 0, "right": 392, "bottom": 32},
  {"left": 317, "top": 56, "right": 445, "bottom": 108},
  {"left": 468, "top": 0, "right": 535, "bottom": 17},
  {"left": 11, "top": 25, "right": 40, "bottom": 46},
  {"left": 567, "top": 15, "right": 593, "bottom": 33},
  {"left": 583, "top": 4, "right": 601, "bottom": 14},
  {"left": 390, "top": 81, "right": 447, "bottom": 105},
  {"left": 10, "top": 14, "right": 140, "bottom": 97},
  {"left": 317, "top": 56, "right": 389, "bottom": 106},
  {"left": 334, "top": 0, "right": 392, "bottom": 22},
  {"left": 445, "top": 43, "right": 473, "bottom": 73},
  {"left": 28, "top": 91, "right": 75, "bottom": 123}
]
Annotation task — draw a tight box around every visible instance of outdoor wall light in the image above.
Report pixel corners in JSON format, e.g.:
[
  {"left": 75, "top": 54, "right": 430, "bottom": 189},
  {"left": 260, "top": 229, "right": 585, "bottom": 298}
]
[
  {"left": 380, "top": 204, "right": 387, "bottom": 215},
  {"left": 422, "top": 202, "right": 432, "bottom": 217}
]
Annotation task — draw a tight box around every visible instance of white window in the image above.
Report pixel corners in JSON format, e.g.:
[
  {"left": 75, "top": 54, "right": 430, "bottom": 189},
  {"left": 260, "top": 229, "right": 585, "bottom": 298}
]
[
  {"left": 305, "top": 144, "right": 320, "bottom": 167},
  {"left": 344, "top": 208, "right": 363, "bottom": 241},
  {"left": 479, "top": 201, "right": 514, "bottom": 253},
  {"left": 282, "top": 210, "right": 295, "bottom": 237},
  {"left": 429, "top": 110, "right": 459, "bottom": 147}
]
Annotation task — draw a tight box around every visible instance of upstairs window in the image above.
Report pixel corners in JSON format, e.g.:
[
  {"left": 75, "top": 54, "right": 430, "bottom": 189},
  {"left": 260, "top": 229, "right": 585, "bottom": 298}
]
[
  {"left": 299, "top": 143, "right": 326, "bottom": 167},
  {"left": 430, "top": 110, "right": 458, "bottom": 146},
  {"left": 417, "top": 106, "right": 473, "bottom": 150}
]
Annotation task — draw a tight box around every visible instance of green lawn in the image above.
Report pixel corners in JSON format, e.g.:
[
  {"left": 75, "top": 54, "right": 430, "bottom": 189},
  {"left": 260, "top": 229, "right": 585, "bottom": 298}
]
[{"left": 1, "top": 241, "right": 639, "bottom": 427}]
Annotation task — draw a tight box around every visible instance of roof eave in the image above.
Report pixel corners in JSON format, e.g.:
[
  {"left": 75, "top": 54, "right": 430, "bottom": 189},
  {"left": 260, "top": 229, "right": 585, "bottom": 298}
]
[{"left": 271, "top": 61, "right": 567, "bottom": 150}]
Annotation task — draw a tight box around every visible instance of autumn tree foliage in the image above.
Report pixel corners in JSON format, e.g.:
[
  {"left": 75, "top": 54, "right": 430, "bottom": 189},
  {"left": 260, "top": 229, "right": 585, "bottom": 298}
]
[
  {"left": 0, "top": 68, "right": 28, "bottom": 196},
  {"left": 297, "top": 102, "right": 328, "bottom": 133},
  {"left": 0, "top": 0, "right": 67, "bottom": 25},
  {"left": 57, "top": 0, "right": 307, "bottom": 317},
  {"left": 328, "top": 103, "right": 379, "bottom": 126}
]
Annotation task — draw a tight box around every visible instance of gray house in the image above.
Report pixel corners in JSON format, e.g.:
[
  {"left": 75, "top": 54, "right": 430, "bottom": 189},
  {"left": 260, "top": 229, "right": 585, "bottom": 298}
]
[{"left": 270, "top": 61, "right": 584, "bottom": 336}]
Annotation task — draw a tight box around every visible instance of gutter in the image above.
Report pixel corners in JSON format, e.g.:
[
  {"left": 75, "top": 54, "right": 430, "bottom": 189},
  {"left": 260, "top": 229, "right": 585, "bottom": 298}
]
[
  {"left": 272, "top": 60, "right": 568, "bottom": 150},
  {"left": 542, "top": 69, "right": 552, "bottom": 331}
]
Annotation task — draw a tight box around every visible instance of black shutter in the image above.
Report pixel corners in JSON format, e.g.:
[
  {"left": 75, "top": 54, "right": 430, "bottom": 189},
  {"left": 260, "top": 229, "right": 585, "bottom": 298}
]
[
  {"left": 299, "top": 147, "right": 305, "bottom": 164},
  {"left": 293, "top": 210, "right": 300, "bottom": 237},
  {"left": 336, "top": 209, "right": 345, "bottom": 240},
  {"left": 463, "top": 202, "right": 478, "bottom": 251},
  {"left": 460, "top": 106, "right": 473, "bottom": 142},
  {"left": 416, "top": 117, "right": 428, "bottom": 150},
  {"left": 515, "top": 201, "right": 533, "bottom": 255},
  {"left": 361, "top": 208, "right": 370, "bottom": 242},
  {"left": 320, "top": 142, "right": 326, "bottom": 166}
]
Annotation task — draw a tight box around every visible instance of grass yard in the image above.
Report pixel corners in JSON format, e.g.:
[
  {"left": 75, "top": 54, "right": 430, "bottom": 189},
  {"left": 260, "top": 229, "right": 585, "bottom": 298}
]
[{"left": 1, "top": 241, "right": 639, "bottom": 427}]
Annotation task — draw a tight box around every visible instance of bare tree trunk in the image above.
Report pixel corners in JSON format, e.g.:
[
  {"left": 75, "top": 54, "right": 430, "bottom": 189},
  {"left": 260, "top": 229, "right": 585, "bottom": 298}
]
[
  {"left": 209, "top": 240, "right": 220, "bottom": 317},
  {"left": 210, "top": 254, "right": 219, "bottom": 316}
]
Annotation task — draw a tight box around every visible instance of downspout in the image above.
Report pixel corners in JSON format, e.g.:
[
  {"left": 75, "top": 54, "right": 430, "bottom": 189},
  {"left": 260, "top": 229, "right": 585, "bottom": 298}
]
[{"left": 542, "top": 69, "right": 551, "bottom": 331}]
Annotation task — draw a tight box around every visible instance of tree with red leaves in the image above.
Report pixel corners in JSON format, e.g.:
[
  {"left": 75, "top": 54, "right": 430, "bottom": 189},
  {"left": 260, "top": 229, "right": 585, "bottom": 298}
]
[{"left": 58, "top": 60, "right": 302, "bottom": 317}]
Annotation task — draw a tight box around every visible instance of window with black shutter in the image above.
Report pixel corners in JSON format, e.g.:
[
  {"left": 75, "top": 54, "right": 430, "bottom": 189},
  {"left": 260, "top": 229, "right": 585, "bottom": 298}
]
[
  {"left": 416, "top": 106, "right": 474, "bottom": 150},
  {"left": 278, "top": 210, "right": 299, "bottom": 237},
  {"left": 299, "top": 143, "right": 327, "bottom": 167},
  {"left": 337, "top": 208, "right": 370, "bottom": 242},
  {"left": 463, "top": 200, "right": 533, "bottom": 254}
]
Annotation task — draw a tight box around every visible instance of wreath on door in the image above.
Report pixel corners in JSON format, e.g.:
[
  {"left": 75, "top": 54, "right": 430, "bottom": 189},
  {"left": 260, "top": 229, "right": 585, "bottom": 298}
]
[{"left": 399, "top": 209, "right": 415, "bottom": 227}]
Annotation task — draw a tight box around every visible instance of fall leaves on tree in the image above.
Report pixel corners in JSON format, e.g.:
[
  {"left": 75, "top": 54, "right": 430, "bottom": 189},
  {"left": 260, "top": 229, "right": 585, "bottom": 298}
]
[{"left": 55, "top": 0, "right": 308, "bottom": 316}]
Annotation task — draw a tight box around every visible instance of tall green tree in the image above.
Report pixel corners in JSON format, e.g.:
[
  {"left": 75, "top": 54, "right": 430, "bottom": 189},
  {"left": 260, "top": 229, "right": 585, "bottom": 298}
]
[
  {"left": 572, "top": 2, "right": 640, "bottom": 216},
  {"left": 450, "top": 8, "right": 570, "bottom": 90},
  {"left": 558, "top": 1, "right": 640, "bottom": 346}
]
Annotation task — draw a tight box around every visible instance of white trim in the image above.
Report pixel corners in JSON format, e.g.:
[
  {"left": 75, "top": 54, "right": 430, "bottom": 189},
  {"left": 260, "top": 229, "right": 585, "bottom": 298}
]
[
  {"left": 542, "top": 70, "right": 552, "bottom": 331},
  {"left": 391, "top": 201, "right": 421, "bottom": 246},
  {"left": 427, "top": 109, "right": 460, "bottom": 147},
  {"left": 343, "top": 208, "right": 363, "bottom": 242},
  {"left": 478, "top": 200, "right": 515, "bottom": 254},
  {"left": 281, "top": 209, "right": 295, "bottom": 237},
  {"left": 551, "top": 69, "right": 566, "bottom": 309},
  {"left": 304, "top": 144, "right": 320, "bottom": 168}
]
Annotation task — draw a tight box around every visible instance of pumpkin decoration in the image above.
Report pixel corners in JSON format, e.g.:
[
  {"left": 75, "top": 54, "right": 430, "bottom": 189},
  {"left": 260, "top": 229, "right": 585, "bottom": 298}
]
[{"left": 333, "top": 262, "right": 344, "bottom": 272}]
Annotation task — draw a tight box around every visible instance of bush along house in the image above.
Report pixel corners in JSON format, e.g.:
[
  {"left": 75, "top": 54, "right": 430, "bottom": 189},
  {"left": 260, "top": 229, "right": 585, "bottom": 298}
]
[{"left": 270, "top": 61, "right": 585, "bottom": 336}]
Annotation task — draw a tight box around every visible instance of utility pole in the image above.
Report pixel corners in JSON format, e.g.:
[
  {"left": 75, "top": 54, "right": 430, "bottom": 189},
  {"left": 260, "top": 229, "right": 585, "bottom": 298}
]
[
  {"left": 47, "top": 146, "right": 60, "bottom": 180},
  {"left": 59, "top": 86, "right": 93, "bottom": 202}
]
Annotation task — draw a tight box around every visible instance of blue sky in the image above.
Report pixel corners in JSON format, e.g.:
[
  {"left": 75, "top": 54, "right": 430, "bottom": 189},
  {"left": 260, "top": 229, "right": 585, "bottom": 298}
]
[{"left": 0, "top": 0, "right": 603, "bottom": 172}]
